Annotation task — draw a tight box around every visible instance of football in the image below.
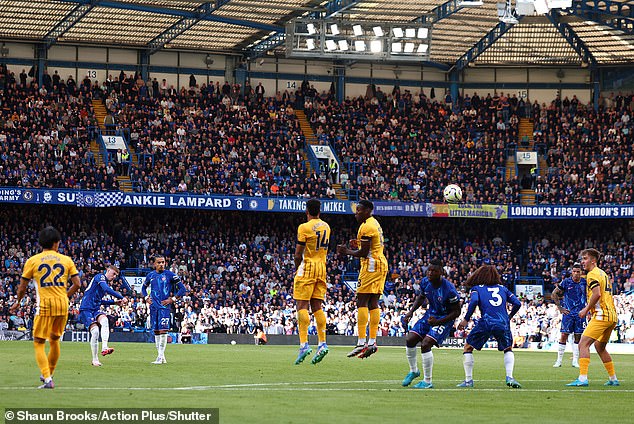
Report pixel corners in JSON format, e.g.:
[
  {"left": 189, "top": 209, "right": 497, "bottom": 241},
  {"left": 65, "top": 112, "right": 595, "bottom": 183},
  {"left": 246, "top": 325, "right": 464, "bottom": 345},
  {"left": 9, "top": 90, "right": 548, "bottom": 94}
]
[{"left": 443, "top": 184, "right": 462, "bottom": 203}]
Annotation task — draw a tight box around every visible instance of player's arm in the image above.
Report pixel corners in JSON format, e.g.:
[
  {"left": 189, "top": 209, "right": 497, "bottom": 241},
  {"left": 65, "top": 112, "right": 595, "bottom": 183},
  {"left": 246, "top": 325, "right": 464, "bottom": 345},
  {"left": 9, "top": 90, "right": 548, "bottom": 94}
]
[
  {"left": 337, "top": 236, "right": 371, "bottom": 258},
  {"left": 98, "top": 280, "right": 125, "bottom": 305},
  {"left": 67, "top": 274, "right": 81, "bottom": 298},
  {"left": 141, "top": 275, "right": 152, "bottom": 304},
  {"left": 458, "top": 290, "right": 479, "bottom": 330},
  {"left": 579, "top": 281, "right": 601, "bottom": 318},
  {"left": 161, "top": 275, "right": 187, "bottom": 306},
  {"left": 507, "top": 292, "right": 521, "bottom": 320},
  {"left": 551, "top": 285, "right": 568, "bottom": 314},
  {"left": 429, "top": 296, "right": 461, "bottom": 326},
  {"left": 403, "top": 293, "right": 426, "bottom": 324},
  {"left": 9, "top": 277, "right": 30, "bottom": 314},
  {"left": 294, "top": 243, "right": 306, "bottom": 269}
]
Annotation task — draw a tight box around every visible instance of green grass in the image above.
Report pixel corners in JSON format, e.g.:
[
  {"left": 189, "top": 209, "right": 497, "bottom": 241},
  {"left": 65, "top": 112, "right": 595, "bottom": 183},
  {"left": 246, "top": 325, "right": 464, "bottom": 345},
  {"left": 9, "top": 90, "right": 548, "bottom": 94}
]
[{"left": 0, "top": 341, "right": 631, "bottom": 423}]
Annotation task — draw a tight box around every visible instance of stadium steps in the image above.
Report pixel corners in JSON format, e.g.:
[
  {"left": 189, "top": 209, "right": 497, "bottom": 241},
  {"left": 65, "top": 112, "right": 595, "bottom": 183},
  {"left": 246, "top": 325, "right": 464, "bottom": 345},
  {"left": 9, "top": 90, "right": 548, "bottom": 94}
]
[
  {"left": 505, "top": 157, "right": 516, "bottom": 181},
  {"left": 89, "top": 140, "right": 104, "bottom": 168},
  {"left": 301, "top": 151, "right": 313, "bottom": 177},
  {"left": 92, "top": 100, "right": 109, "bottom": 131},
  {"left": 539, "top": 156, "right": 548, "bottom": 177},
  {"left": 116, "top": 176, "right": 133, "bottom": 192},
  {"left": 518, "top": 118, "right": 533, "bottom": 140},
  {"left": 332, "top": 183, "right": 348, "bottom": 200},
  {"left": 295, "top": 110, "right": 320, "bottom": 145},
  {"left": 520, "top": 189, "right": 537, "bottom": 205}
]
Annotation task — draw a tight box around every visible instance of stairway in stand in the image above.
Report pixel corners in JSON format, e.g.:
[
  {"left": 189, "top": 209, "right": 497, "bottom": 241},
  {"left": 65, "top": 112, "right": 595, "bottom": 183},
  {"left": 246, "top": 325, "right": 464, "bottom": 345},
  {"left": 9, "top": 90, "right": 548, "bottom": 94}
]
[
  {"left": 520, "top": 189, "right": 537, "bottom": 205},
  {"left": 91, "top": 100, "right": 135, "bottom": 192},
  {"left": 505, "top": 156, "right": 516, "bottom": 182},
  {"left": 518, "top": 117, "right": 534, "bottom": 150},
  {"left": 295, "top": 110, "right": 319, "bottom": 145}
]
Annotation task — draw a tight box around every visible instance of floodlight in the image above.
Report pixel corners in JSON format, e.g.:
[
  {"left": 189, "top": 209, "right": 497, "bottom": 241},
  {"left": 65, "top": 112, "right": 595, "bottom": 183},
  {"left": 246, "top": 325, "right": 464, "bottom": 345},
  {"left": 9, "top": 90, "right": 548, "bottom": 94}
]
[
  {"left": 370, "top": 40, "right": 382, "bottom": 53},
  {"left": 392, "top": 27, "right": 404, "bottom": 38},
  {"left": 353, "top": 25, "right": 363, "bottom": 36},
  {"left": 404, "top": 42, "right": 415, "bottom": 53},
  {"left": 548, "top": 0, "right": 572, "bottom": 8},
  {"left": 534, "top": 0, "right": 549, "bottom": 14},
  {"left": 417, "top": 28, "right": 429, "bottom": 39},
  {"left": 373, "top": 26, "right": 384, "bottom": 37},
  {"left": 306, "top": 39, "right": 316, "bottom": 50},
  {"left": 391, "top": 42, "right": 402, "bottom": 53},
  {"left": 417, "top": 44, "right": 429, "bottom": 54},
  {"left": 307, "top": 23, "right": 316, "bottom": 35},
  {"left": 354, "top": 40, "right": 366, "bottom": 51},
  {"left": 330, "top": 24, "right": 340, "bottom": 35},
  {"left": 338, "top": 40, "right": 349, "bottom": 51},
  {"left": 405, "top": 28, "right": 416, "bottom": 38},
  {"left": 515, "top": 0, "right": 535, "bottom": 15},
  {"left": 325, "top": 39, "right": 337, "bottom": 51}
]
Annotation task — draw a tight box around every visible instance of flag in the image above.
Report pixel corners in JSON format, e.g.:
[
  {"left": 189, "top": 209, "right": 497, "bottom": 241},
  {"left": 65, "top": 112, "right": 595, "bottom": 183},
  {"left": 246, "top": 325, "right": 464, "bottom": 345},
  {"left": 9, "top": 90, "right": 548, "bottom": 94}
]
[
  {"left": 95, "top": 192, "right": 124, "bottom": 207},
  {"left": 76, "top": 192, "right": 95, "bottom": 207}
]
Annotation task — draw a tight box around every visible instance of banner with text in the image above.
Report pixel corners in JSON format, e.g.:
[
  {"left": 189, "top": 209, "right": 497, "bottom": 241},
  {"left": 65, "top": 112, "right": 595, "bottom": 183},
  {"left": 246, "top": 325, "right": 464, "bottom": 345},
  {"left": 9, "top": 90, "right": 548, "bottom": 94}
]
[{"left": 2, "top": 188, "right": 634, "bottom": 219}]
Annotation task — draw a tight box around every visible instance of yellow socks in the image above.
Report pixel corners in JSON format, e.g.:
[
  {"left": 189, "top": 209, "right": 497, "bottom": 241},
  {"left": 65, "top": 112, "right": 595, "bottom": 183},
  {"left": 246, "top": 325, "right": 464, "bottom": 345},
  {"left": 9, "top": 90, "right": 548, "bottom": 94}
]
[
  {"left": 603, "top": 361, "right": 616, "bottom": 378},
  {"left": 34, "top": 341, "right": 50, "bottom": 379},
  {"left": 579, "top": 357, "right": 590, "bottom": 378},
  {"left": 298, "top": 309, "right": 310, "bottom": 345},
  {"left": 357, "top": 307, "right": 369, "bottom": 342},
  {"left": 48, "top": 338, "right": 61, "bottom": 376},
  {"left": 369, "top": 308, "right": 380, "bottom": 340},
  {"left": 313, "top": 309, "right": 327, "bottom": 344}
]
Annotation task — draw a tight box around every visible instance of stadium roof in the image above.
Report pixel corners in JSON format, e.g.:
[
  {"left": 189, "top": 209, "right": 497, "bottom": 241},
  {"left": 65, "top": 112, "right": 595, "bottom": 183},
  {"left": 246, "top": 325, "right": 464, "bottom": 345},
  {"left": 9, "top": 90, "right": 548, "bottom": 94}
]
[{"left": 0, "top": 0, "right": 633, "bottom": 67}]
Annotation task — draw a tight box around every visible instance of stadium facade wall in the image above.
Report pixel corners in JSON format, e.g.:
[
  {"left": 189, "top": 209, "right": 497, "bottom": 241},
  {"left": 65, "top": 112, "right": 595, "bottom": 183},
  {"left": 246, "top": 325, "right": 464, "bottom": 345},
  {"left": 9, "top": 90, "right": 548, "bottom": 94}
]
[{"left": 1, "top": 41, "right": 593, "bottom": 104}]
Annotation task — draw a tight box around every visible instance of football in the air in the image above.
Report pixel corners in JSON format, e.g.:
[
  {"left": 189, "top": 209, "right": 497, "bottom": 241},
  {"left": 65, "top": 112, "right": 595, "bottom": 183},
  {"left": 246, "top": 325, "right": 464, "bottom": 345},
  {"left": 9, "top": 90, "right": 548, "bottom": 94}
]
[{"left": 443, "top": 184, "right": 462, "bottom": 203}]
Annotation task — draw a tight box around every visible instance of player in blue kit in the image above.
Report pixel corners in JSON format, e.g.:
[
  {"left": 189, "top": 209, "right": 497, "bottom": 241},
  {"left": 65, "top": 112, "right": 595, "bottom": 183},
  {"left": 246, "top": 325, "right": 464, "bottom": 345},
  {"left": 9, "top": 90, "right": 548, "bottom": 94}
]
[
  {"left": 457, "top": 265, "right": 522, "bottom": 388},
  {"left": 401, "top": 259, "right": 461, "bottom": 389},
  {"left": 142, "top": 255, "right": 187, "bottom": 364},
  {"left": 551, "top": 263, "right": 586, "bottom": 368},
  {"left": 78, "top": 265, "right": 127, "bottom": 367}
]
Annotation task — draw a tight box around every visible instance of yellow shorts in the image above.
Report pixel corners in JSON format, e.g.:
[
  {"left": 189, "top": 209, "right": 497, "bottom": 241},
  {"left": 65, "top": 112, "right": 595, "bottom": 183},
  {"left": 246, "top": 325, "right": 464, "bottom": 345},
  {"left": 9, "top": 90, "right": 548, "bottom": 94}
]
[
  {"left": 293, "top": 277, "right": 327, "bottom": 301},
  {"left": 33, "top": 315, "right": 68, "bottom": 340},
  {"left": 357, "top": 270, "right": 387, "bottom": 294},
  {"left": 582, "top": 319, "right": 616, "bottom": 343}
]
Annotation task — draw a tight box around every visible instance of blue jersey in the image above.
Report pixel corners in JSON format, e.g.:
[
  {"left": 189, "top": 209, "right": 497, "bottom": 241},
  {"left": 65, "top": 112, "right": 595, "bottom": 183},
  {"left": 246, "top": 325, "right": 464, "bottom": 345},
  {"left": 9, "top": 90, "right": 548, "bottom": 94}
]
[
  {"left": 559, "top": 277, "right": 586, "bottom": 312},
  {"left": 419, "top": 277, "right": 460, "bottom": 319},
  {"left": 465, "top": 284, "right": 520, "bottom": 328},
  {"left": 79, "top": 272, "right": 123, "bottom": 311},
  {"left": 142, "top": 270, "right": 186, "bottom": 310}
]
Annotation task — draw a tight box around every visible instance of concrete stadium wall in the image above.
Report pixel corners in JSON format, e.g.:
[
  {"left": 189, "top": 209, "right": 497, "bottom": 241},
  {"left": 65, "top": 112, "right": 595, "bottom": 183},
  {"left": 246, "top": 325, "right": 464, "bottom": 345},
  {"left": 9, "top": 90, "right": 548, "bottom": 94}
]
[{"left": 1, "top": 41, "right": 592, "bottom": 104}]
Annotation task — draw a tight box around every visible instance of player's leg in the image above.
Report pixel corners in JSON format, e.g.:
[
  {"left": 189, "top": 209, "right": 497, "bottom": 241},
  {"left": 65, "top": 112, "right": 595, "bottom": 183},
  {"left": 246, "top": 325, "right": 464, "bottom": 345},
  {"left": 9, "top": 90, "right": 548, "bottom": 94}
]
[
  {"left": 366, "top": 293, "right": 381, "bottom": 351},
  {"left": 156, "top": 309, "right": 171, "bottom": 363},
  {"left": 294, "top": 298, "right": 312, "bottom": 365},
  {"left": 149, "top": 306, "right": 163, "bottom": 364},
  {"left": 32, "top": 316, "right": 53, "bottom": 388},
  {"left": 97, "top": 314, "right": 114, "bottom": 356},
  {"left": 566, "top": 323, "right": 596, "bottom": 386},
  {"left": 572, "top": 333, "right": 582, "bottom": 367},
  {"left": 347, "top": 292, "right": 371, "bottom": 357},
  {"left": 594, "top": 322, "right": 618, "bottom": 385},
  {"left": 46, "top": 315, "right": 67, "bottom": 379},
  {"left": 412, "top": 336, "right": 436, "bottom": 389},
  {"left": 554, "top": 332, "right": 569, "bottom": 367},
  {"left": 89, "top": 324, "right": 102, "bottom": 366},
  {"left": 310, "top": 296, "right": 329, "bottom": 365},
  {"left": 458, "top": 344, "right": 475, "bottom": 387},
  {"left": 402, "top": 327, "right": 423, "bottom": 386}
]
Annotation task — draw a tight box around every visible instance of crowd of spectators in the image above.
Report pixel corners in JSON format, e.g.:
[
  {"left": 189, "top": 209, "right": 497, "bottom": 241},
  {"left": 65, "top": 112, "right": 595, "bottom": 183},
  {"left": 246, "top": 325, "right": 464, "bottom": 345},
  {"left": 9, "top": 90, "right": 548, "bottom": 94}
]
[
  {"left": 532, "top": 94, "right": 634, "bottom": 204},
  {"left": 2, "top": 64, "right": 633, "bottom": 204},
  {"left": 1, "top": 206, "right": 632, "bottom": 344}
]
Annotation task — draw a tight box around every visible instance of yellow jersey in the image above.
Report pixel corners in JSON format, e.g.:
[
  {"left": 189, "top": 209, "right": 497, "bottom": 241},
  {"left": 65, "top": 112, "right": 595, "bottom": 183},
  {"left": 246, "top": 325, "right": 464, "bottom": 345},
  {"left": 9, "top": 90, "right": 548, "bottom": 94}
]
[
  {"left": 21, "top": 250, "right": 79, "bottom": 316},
  {"left": 295, "top": 218, "right": 330, "bottom": 282},
  {"left": 357, "top": 216, "right": 388, "bottom": 274},
  {"left": 586, "top": 266, "right": 617, "bottom": 322}
]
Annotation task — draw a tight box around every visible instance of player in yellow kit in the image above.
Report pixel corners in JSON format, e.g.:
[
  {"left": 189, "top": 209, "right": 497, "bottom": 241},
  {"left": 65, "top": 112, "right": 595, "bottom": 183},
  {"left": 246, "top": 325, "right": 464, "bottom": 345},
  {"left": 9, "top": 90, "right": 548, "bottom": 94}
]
[
  {"left": 9, "top": 226, "right": 81, "bottom": 389},
  {"left": 337, "top": 199, "right": 388, "bottom": 358},
  {"left": 293, "top": 198, "right": 331, "bottom": 365},
  {"left": 567, "top": 248, "right": 619, "bottom": 387}
]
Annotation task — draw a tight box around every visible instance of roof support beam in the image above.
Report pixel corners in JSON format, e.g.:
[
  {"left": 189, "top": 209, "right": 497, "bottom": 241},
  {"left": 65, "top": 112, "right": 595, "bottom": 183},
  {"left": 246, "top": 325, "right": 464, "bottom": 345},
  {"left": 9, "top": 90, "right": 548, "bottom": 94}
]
[
  {"left": 547, "top": 10, "right": 597, "bottom": 67},
  {"left": 566, "top": 1, "right": 634, "bottom": 35},
  {"left": 416, "top": 0, "right": 464, "bottom": 25},
  {"left": 246, "top": 0, "right": 362, "bottom": 59},
  {"left": 454, "top": 19, "right": 521, "bottom": 71},
  {"left": 44, "top": 0, "right": 99, "bottom": 47},
  {"left": 59, "top": 0, "right": 283, "bottom": 32},
  {"left": 147, "top": 1, "right": 231, "bottom": 54}
]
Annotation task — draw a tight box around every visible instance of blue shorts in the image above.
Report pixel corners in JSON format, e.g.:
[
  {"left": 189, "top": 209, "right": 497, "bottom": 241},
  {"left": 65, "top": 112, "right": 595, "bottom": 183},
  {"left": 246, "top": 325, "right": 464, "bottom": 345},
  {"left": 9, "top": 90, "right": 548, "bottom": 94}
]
[
  {"left": 466, "top": 319, "right": 513, "bottom": 351},
  {"left": 150, "top": 306, "right": 172, "bottom": 332},
  {"left": 79, "top": 309, "right": 106, "bottom": 328},
  {"left": 561, "top": 313, "right": 586, "bottom": 334},
  {"left": 410, "top": 318, "right": 453, "bottom": 346}
]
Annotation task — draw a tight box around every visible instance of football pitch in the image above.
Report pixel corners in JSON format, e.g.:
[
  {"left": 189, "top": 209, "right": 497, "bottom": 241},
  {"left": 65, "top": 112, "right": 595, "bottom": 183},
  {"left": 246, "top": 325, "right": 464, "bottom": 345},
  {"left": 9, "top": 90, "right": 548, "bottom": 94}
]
[{"left": 0, "top": 341, "right": 631, "bottom": 424}]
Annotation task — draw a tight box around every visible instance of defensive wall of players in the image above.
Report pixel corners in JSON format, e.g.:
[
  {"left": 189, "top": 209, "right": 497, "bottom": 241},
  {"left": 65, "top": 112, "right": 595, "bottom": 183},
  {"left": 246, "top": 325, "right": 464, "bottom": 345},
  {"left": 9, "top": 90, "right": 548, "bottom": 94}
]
[{"left": 3, "top": 187, "right": 634, "bottom": 219}]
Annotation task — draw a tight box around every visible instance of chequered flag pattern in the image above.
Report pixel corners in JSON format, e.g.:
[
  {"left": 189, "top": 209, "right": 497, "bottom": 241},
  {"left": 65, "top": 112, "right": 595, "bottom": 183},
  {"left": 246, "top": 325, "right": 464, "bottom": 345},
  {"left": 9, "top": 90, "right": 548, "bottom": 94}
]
[{"left": 95, "top": 192, "right": 124, "bottom": 207}]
